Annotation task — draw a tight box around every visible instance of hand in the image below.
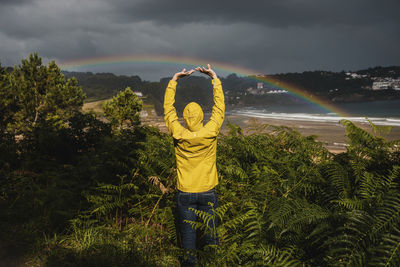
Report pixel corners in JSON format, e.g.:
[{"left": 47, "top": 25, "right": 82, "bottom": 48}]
[
  {"left": 172, "top": 68, "right": 195, "bottom": 81},
  {"left": 195, "top": 64, "right": 217, "bottom": 79}
]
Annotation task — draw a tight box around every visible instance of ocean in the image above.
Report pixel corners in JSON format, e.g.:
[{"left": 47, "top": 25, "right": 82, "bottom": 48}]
[{"left": 230, "top": 99, "right": 400, "bottom": 126}]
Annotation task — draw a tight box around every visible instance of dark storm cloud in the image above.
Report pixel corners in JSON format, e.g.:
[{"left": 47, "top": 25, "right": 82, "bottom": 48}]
[
  {"left": 1, "top": 0, "right": 32, "bottom": 6},
  {"left": 0, "top": 0, "right": 399, "bottom": 80},
  {"left": 112, "top": 0, "right": 400, "bottom": 27}
]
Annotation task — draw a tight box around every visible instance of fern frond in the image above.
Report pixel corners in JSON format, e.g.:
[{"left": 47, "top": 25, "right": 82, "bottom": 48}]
[
  {"left": 359, "top": 171, "right": 380, "bottom": 200},
  {"left": 366, "top": 117, "right": 393, "bottom": 136},
  {"left": 325, "top": 210, "right": 373, "bottom": 266},
  {"left": 224, "top": 208, "right": 255, "bottom": 231},
  {"left": 164, "top": 207, "right": 177, "bottom": 244},
  {"left": 334, "top": 197, "right": 366, "bottom": 210},
  {"left": 369, "top": 225, "right": 400, "bottom": 267},
  {"left": 341, "top": 119, "right": 376, "bottom": 147},
  {"left": 323, "top": 162, "right": 350, "bottom": 198},
  {"left": 214, "top": 202, "right": 233, "bottom": 222},
  {"left": 183, "top": 219, "right": 204, "bottom": 231},
  {"left": 386, "top": 166, "right": 400, "bottom": 191},
  {"left": 259, "top": 244, "right": 302, "bottom": 267},
  {"left": 244, "top": 208, "right": 265, "bottom": 242},
  {"left": 372, "top": 192, "right": 400, "bottom": 236},
  {"left": 269, "top": 198, "right": 329, "bottom": 233},
  {"left": 223, "top": 164, "right": 248, "bottom": 181}
]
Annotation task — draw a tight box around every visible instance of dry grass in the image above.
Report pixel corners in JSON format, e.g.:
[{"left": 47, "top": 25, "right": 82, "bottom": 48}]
[{"left": 82, "top": 99, "right": 108, "bottom": 114}]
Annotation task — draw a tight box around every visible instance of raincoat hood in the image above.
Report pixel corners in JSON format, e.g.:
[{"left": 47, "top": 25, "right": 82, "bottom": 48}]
[{"left": 183, "top": 102, "right": 204, "bottom": 132}]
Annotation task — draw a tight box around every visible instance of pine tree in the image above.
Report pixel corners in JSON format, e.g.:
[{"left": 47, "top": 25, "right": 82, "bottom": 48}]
[{"left": 102, "top": 87, "right": 142, "bottom": 132}]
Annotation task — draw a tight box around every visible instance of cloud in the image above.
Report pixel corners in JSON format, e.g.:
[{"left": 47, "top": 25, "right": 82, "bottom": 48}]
[
  {"left": 0, "top": 0, "right": 399, "bottom": 80},
  {"left": 111, "top": 0, "right": 400, "bottom": 27},
  {"left": 2, "top": 0, "right": 32, "bottom": 6}
]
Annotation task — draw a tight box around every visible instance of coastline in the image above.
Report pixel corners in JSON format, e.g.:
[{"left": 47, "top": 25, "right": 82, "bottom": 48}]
[
  {"left": 224, "top": 114, "right": 400, "bottom": 153},
  {"left": 141, "top": 113, "right": 400, "bottom": 154}
]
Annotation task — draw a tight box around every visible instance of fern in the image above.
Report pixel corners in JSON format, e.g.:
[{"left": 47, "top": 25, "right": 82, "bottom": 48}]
[
  {"left": 185, "top": 202, "right": 232, "bottom": 239},
  {"left": 268, "top": 198, "right": 330, "bottom": 234},
  {"left": 325, "top": 210, "right": 373, "bottom": 266},
  {"left": 372, "top": 192, "right": 400, "bottom": 237},
  {"left": 369, "top": 225, "right": 400, "bottom": 267},
  {"left": 164, "top": 207, "right": 178, "bottom": 245},
  {"left": 366, "top": 117, "right": 393, "bottom": 137},
  {"left": 243, "top": 207, "right": 265, "bottom": 242},
  {"left": 258, "top": 244, "right": 302, "bottom": 267},
  {"left": 341, "top": 119, "right": 376, "bottom": 148},
  {"left": 335, "top": 197, "right": 366, "bottom": 210}
]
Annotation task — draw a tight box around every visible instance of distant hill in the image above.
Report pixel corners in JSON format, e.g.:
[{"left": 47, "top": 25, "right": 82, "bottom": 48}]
[
  {"left": 62, "top": 66, "right": 400, "bottom": 114},
  {"left": 62, "top": 71, "right": 215, "bottom": 116},
  {"left": 263, "top": 66, "right": 400, "bottom": 102},
  {"left": 62, "top": 71, "right": 143, "bottom": 101}
]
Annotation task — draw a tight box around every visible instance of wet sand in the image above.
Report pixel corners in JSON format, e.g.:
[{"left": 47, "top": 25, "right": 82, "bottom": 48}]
[
  {"left": 224, "top": 114, "right": 400, "bottom": 153},
  {"left": 141, "top": 113, "right": 400, "bottom": 153},
  {"left": 83, "top": 97, "right": 400, "bottom": 153},
  {"left": 136, "top": 107, "right": 400, "bottom": 153}
]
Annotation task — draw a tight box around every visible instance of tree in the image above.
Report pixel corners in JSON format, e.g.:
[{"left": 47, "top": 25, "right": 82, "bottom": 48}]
[
  {"left": 0, "top": 62, "right": 15, "bottom": 133},
  {"left": 8, "top": 53, "right": 85, "bottom": 134},
  {"left": 102, "top": 87, "right": 142, "bottom": 131}
]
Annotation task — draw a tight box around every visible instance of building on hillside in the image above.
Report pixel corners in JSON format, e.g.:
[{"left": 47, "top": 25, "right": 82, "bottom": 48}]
[
  {"left": 247, "top": 87, "right": 258, "bottom": 95},
  {"left": 392, "top": 79, "right": 400, "bottom": 90},
  {"left": 266, "top": 90, "right": 288, "bottom": 94},
  {"left": 372, "top": 79, "right": 400, "bottom": 90},
  {"left": 247, "top": 86, "right": 288, "bottom": 95},
  {"left": 345, "top": 72, "right": 362, "bottom": 79},
  {"left": 372, "top": 82, "right": 390, "bottom": 90}
]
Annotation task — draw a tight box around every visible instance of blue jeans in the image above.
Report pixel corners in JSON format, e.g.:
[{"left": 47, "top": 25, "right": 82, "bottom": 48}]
[{"left": 176, "top": 188, "right": 218, "bottom": 265}]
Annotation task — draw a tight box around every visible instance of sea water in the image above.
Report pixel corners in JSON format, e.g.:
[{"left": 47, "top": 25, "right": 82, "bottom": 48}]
[{"left": 231, "top": 99, "right": 400, "bottom": 126}]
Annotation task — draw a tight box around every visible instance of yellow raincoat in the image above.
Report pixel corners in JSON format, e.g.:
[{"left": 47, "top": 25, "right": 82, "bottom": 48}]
[{"left": 164, "top": 78, "right": 225, "bottom": 193}]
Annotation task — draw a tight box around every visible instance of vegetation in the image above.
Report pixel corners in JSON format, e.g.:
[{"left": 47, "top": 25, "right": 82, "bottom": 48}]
[
  {"left": 1, "top": 54, "right": 400, "bottom": 266},
  {"left": 102, "top": 87, "right": 142, "bottom": 131},
  {"left": 61, "top": 66, "right": 400, "bottom": 113},
  {"left": 270, "top": 69, "right": 400, "bottom": 103},
  {"left": 62, "top": 71, "right": 142, "bottom": 102}
]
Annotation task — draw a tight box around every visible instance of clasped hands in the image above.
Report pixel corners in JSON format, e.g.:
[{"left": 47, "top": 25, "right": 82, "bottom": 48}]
[{"left": 172, "top": 64, "right": 217, "bottom": 81}]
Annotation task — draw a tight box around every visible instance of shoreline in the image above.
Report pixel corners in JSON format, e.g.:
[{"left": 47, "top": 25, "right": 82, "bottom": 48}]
[
  {"left": 224, "top": 114, "right": 400, "bottom": 153},
  {"left": 142, "top": 114, "right": 400, "bottom": 154}
]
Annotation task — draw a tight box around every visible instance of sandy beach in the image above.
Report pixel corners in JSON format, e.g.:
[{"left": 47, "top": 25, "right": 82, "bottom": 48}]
[
  {"left": 82, "top": 100, "right": 400, "bottom": 154},
  {"left": 141, "top": 113, "right": 400, "bottom": 153},
  {"left": 224, "top": 114, "right": 400, "bottom": 153},
  {"left": 83, "top": 98, "right": 400, "bottom": 154}
]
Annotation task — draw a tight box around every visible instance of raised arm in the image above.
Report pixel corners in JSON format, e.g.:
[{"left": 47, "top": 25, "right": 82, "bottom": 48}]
[
  {"left": 196, "top": 64, "right": 225, "bottom": 132},
  {"left": 163, "top": 69, "right": 194, "bottom": 137},
  {"left": 208, "top": 78, "right": 225, "bottom": 130}
]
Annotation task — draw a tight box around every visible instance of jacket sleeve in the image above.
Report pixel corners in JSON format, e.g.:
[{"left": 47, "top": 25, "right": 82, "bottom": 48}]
[
  {"left": 164, "top": 80, "right": 185, "bottom": 137},
  {"left": 206, "top": 78, "right": 225, "bottom": 133}
]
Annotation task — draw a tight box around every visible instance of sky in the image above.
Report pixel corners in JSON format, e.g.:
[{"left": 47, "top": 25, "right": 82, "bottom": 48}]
[{"left": 1, "top": 0, "right": 399, "bottom": 81}]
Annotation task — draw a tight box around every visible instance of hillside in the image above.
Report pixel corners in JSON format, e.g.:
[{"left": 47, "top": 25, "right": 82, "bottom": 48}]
[{"left": 63, "top": 66, "right": 400, "bottom": 113}]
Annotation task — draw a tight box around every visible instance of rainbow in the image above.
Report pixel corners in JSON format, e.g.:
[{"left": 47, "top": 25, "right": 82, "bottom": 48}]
[{"left": 59, "top": 54, "right": 348, "bottom": 116}]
